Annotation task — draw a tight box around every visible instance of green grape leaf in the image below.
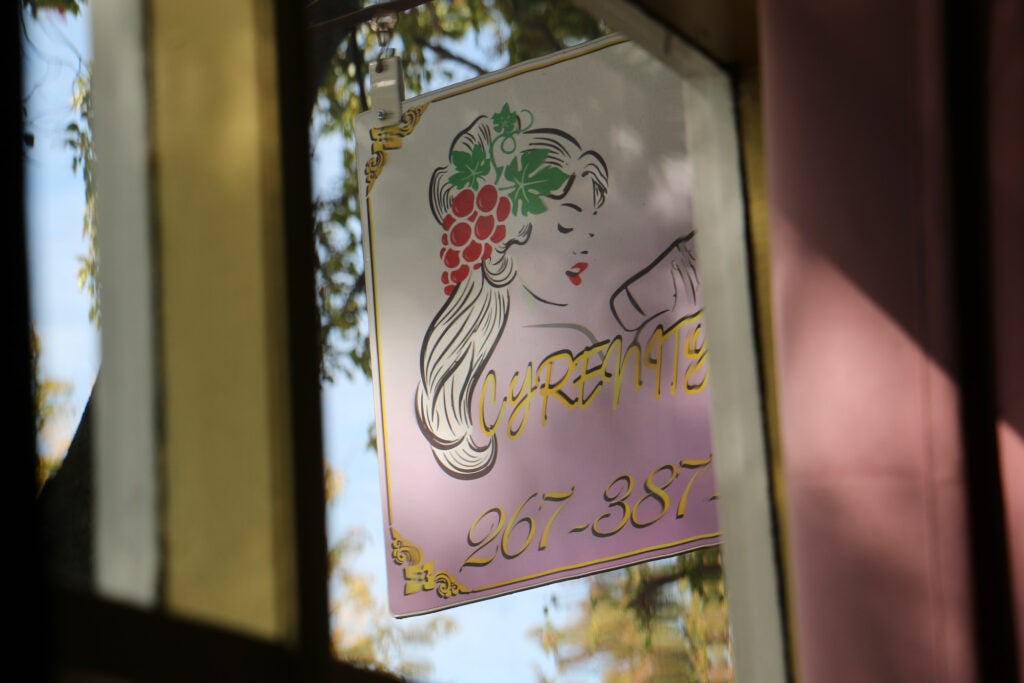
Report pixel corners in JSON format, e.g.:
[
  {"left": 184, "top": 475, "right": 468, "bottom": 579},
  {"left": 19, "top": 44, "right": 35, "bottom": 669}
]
[
  {"left": 504, "top": 149, "right": 569, "bottom": 216},
  {"left": 492, "top": 103, "right": 518, "bottom": 136},
  {"left": 449, "top": 144, "right": 490, "bottom": 189}
]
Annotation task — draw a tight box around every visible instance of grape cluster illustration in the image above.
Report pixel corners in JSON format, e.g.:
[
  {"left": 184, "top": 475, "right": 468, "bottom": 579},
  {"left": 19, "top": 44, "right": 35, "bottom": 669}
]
[
  {"left": 439, "top": 185, "right": 511, "bottom": 295},
  {"left": 436, "top": 103, "right": 569, "bottom": 296}
]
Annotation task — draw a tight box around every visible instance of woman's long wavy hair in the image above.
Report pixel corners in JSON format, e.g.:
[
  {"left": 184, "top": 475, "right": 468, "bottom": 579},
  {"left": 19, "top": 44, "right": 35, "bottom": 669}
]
[{"left": 416, "top": 114, "right": 609, "bottom": 479}]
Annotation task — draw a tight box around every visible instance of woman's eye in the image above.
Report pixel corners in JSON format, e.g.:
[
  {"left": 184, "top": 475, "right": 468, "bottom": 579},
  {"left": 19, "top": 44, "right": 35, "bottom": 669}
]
[{"left": 557, "top": 223, "right": 573, "bottom": 234}]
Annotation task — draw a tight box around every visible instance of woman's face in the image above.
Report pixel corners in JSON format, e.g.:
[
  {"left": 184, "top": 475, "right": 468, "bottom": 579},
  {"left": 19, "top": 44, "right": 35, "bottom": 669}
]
[{"left": 512, "top": 173, "right": 603, "bottom": 308}]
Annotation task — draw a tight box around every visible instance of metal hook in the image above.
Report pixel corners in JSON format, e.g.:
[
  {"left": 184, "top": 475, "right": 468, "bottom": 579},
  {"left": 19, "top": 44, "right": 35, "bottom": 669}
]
[{"left": 369, "top": 11, "right": 398, "bottom": 72}]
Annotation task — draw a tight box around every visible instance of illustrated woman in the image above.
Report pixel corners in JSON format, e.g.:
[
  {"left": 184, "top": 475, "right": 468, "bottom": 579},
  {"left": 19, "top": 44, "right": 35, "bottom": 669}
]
[{"left": 415, "top": 105, "right": 610, "bottom": 479}]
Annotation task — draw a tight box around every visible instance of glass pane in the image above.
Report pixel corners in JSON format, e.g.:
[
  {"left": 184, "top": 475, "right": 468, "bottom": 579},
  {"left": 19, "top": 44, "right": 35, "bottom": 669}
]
[{"left": 311, "top": 3, "right": 735, "bottom": 681}]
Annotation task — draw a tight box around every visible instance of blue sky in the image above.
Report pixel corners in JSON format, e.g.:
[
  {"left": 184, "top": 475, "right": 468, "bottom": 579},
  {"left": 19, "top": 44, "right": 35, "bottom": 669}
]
[
  {"left": 24, "top": 7, "right": 599, "bottom": 682},
  {"left": 23, "top": 6, "right": 99, "bottom": 458}
]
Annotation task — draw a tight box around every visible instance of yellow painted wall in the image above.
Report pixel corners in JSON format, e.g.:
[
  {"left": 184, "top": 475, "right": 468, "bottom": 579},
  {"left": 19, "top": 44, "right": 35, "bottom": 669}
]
[{"left": 150, "top": 0, "right": 297, "bottom": 641}]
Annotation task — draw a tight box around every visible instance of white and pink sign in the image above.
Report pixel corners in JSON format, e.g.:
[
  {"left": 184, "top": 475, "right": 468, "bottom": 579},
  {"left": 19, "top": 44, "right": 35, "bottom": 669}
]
[{"left": 356, "top": 37, "right": 720, "bottom": 616}]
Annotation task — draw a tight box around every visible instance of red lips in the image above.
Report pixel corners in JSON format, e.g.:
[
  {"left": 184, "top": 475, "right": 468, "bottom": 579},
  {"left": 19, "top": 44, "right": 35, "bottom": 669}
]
[{"left": 566, "top": 262, "right": 588, "bottom": 286}]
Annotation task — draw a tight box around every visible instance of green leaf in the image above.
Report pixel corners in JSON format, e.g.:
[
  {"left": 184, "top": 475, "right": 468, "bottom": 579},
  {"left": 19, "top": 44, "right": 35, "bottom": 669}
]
[
  {"left": 449, "top": 144, "right": 490, "bottom": 189},
  {"left": 504, "top": 149, "right": 569, "bottom": 216},
  {"left": 492, "top": 103, "right": 517, "bottom": 136}
]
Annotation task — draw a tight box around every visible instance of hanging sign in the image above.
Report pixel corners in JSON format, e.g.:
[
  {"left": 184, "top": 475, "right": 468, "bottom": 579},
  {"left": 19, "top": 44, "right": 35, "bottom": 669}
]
[{"left": 356, "top": 36, "right": 721, "bottom": 616}]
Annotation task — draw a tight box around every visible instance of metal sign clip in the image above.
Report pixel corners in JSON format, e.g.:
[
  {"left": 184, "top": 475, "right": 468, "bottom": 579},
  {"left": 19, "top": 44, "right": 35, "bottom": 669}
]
[{"left": 369, "top": 54, "right": 404, "bottom": 126}]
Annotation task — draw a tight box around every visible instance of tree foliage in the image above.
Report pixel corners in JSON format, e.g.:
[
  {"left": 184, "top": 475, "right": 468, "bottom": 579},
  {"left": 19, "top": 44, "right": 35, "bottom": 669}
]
[
  {"left": 30, "top": 328, "right": 72, "bottom": 488},
  {"left": 329, "top": 530, "right": 457, "bottom": 678},
  {"left": 22, "top": 0, "right": 84, "bottom": 484},
  {"left": 67, "top": 65, "right": 98, "bottom": 324},
  {"left": 23, "top": 0, "right": 82, "bottom": 19},
  {"left": 535, "top": 548, "right": 735, "bottom": 683},
  {"left": 325, "top": 463, "right": 455, "bottom": 678},
  {"left": 22, "top": 0, "right": 98, "bottom": 324}
]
